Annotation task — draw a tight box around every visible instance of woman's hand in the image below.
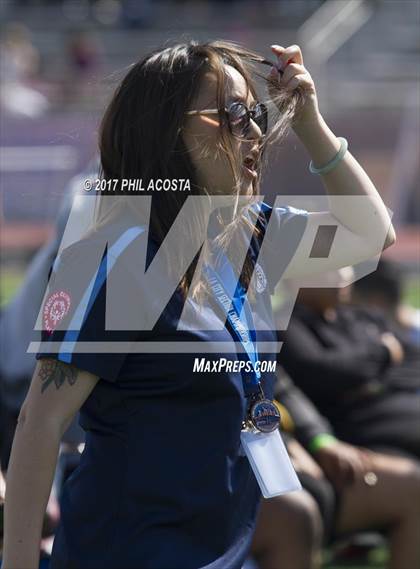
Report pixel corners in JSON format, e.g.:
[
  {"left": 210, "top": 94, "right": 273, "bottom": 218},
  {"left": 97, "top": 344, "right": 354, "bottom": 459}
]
[
  {"left": 381, "top": 332, "right": 405, "bottom": 365},
  {"left": 314, "top": 440, "right": 373, "bottom": 491},
  {"left": 268, "top": 44, "right": 320, "bottom": 128}
]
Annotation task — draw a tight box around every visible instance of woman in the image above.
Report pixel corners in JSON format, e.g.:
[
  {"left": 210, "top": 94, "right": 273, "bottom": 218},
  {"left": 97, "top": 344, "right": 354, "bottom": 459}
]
[{"left": 3, "top": 40, "right": 394, "bottom": 569}]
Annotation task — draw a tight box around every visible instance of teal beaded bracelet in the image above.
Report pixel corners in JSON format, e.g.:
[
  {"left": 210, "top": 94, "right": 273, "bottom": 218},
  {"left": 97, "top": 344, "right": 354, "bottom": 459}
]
[{"left": 309, "top": 136, "right": 348, "bottom": 175}]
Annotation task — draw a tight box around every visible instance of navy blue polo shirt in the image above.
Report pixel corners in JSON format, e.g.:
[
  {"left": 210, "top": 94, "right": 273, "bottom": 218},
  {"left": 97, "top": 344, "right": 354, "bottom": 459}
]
[{"left": 36, "top": 202, "right": 307, "bottom": 569}]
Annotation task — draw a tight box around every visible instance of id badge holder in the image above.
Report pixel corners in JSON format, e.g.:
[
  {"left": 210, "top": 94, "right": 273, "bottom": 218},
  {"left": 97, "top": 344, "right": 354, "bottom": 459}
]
[{"left": 240, "top": 428, "right": 302, "bottom": 498}]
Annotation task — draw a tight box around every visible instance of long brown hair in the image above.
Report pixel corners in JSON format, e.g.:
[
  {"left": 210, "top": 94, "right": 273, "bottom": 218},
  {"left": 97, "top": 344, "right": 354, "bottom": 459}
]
[{"left": 98, "top": 39, "right": 305, "bottom": 298}]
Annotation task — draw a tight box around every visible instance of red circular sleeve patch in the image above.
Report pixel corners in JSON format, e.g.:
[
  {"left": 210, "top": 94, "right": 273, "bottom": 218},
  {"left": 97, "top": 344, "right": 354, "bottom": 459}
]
[{"left": 43, "top": 290, "right": 71, "bottom": 332}]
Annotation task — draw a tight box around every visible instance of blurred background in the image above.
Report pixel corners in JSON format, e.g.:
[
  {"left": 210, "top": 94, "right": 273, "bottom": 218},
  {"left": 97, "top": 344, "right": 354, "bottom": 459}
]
[{"left": 0, "top": 0, "right": 419, "bottom": 307}]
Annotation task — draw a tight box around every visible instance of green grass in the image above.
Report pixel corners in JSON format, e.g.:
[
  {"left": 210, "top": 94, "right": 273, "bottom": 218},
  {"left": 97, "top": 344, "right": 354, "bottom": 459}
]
[
  {"left": 0, "top": 268, "right": 25, "bottom": 308},
  {"left": 404, "top": 277, "right": 420, "bottom": 308},
  {"left": 323, "top": 542, "right": 389, "bottom": 569}
]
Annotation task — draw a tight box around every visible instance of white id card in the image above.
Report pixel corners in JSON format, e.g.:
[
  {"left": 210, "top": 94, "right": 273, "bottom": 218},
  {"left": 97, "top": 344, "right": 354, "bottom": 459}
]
[{"left": 240, "top": 428, "right": 302, "bottom": 498}]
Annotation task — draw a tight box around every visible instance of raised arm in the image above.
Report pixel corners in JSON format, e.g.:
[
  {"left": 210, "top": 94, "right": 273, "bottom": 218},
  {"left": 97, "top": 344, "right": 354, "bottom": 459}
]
[
  {"left": 2, "top": 359, "right": 99, "bottom": 569},
  {"left": 268, "top": 45, "right": 395, "bottom": 279}
]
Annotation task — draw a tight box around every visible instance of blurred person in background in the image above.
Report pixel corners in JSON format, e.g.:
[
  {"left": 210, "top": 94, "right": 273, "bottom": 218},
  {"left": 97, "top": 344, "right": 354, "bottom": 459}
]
[
  {"left": 350, "top": 260, "right": 420, "bottom": 394},
  {"left": 352, "top": 258, "right": 420, "bottom": 349},
  {"left": 0, "top": 22, "right": 49, "bottom": 118},
  {"left": 250, "top": 369, "right": 420, "bottom": 569},
  {"left": 64, "top": 28, "right": 104, "bottom": 107},
  {"left": 279, "top": 268, "right": 420, "bottom": 460}
]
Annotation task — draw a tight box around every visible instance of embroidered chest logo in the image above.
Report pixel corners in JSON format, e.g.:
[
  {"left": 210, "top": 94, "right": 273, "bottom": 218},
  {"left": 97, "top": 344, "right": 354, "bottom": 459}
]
[
  {"left": 43, "top": 290, "right": 71, "bottom": 332},
  {"left": 254, "top": 263, "right": 267, "bottom": 294}
]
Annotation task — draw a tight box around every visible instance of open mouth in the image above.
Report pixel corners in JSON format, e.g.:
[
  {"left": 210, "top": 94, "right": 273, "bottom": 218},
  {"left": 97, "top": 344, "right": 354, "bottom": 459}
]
[{"left": 242, "top": 155, "right": 258, "bottom": 179}]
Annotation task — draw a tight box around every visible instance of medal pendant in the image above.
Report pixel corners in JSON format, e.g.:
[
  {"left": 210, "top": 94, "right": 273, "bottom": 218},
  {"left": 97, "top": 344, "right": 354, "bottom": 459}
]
[{"left": 249, "top": 398, "right": 281, "bottom": 433}]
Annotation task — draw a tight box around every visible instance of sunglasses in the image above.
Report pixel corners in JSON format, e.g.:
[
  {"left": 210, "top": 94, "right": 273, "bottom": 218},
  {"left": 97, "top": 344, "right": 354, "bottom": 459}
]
[{"left": 185, "top": 100, "right": 268, "bottom": 138}]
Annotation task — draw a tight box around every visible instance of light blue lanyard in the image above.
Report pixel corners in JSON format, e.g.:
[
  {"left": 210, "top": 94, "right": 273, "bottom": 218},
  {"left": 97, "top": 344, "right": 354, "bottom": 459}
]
[{"left": 204, "top": 251, "right": 262, "bottom": 394}]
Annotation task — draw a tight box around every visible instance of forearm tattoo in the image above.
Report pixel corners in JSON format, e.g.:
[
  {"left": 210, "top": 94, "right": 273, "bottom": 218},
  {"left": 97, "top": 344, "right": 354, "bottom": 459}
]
[{"left": 38, "top": 359, "right": 78, "bottom": 393}]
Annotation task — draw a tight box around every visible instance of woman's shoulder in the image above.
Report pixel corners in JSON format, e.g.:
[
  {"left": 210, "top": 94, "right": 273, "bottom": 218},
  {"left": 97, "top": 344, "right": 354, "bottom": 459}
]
[
  {"left": 46, "top": 219, "right": 151, "bottom": 318},
  {"left": 245, "top": 201, "right": 308, "bottom": 254},
  {"left": 56, "top": 216, "right": 148, "bottom": 270},
  {"left": 247, "top": 201, "right": 308, "bottom": 228}
]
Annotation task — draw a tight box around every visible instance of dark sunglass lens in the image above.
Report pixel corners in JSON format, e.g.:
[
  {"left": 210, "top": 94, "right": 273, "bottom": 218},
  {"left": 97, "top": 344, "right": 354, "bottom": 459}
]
[
  {"left": 228, "top": 102, "right": 249, "bottom": 135},
  {"left": 254, "top": 103, "right": 268, "bottom": 134}
]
